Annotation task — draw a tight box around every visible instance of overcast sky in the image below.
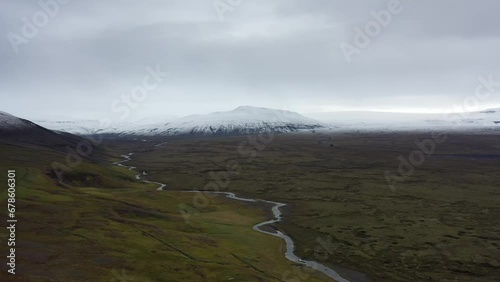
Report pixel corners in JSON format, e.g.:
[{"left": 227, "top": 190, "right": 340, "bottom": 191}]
[{"left": 1, "top": 0, "right": 500, "bottom": 120}]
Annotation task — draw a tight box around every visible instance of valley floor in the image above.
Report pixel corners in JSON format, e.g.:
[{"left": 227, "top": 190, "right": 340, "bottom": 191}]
[
  {"left": 0, "top": 142, "right": 329, "bottom": 281},
  {"left": 1, "top": 130, "right": 499, "bottom": 281},
  {"left": 109, "top": 131, "right": 500, "bottom": 281}
]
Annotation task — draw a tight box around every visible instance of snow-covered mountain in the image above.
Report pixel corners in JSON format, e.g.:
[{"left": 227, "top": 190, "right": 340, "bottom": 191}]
[
  {"left": 307, "top": 108, "right": 500, "bottom": 132},
  {"left": 35, "top": 115, "right": 179, "bottom": 135},
  {"left": 0, "top": 111, "right": 93, "bottom": 150},
  {"left": 34, "top": 119, "right": 105, "bottom": 135},
  {"left": 22, "top": 107, "right": 500, "bottom": 136},
  {"left": 121, "top": 106, "right": 323, "bottom": 136},
  {"left": 0, "top": 111, "right": 39, "bottom": 131}
]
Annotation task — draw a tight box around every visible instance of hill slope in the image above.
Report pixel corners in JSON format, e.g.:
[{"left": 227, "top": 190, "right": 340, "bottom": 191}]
[{"left": 0, "top": 111, "right": 96, "bottom": 154}]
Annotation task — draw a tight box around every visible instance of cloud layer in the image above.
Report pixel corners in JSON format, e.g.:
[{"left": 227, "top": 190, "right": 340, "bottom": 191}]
[{"left": 1, "top": 0, "right": 499, "bottom": 120}]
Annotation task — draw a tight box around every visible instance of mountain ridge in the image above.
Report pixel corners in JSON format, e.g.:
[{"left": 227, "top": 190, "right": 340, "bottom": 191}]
[
  {"left": 13, "top": 106, "right": 500, "bottom": 136},
  {"left": 121, "top": 106, "right": 324, "bottom": 136},
  {"left": 0, "top": 111, "right": 97, "bottom": 154}
]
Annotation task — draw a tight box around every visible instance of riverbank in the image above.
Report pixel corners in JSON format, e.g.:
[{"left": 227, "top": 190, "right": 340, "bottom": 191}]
[
  {"left": 115, "top": 151, "right": 350, "bottom": 281},
  {"left": 107, "top": 132, "right": 500, "bottom": 281}
]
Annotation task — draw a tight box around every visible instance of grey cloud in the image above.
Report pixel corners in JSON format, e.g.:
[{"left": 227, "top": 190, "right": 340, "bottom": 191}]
[{"left": 1, "top": 0, "right": 499, "bottom": 119}]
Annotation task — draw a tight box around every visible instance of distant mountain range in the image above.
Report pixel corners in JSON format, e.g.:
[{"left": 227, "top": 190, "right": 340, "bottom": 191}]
[
  {"left": 34, "top": 106, "right": 324, "bottom": 136},
  {"left": 120, "top": 106, "right": 323, "bottom": 136},
  {"left": 309, "top": 108, "right": 500, "bottom": 132},
  {"left": 2, "top": 107, "right": 500, "bottom": 138}
]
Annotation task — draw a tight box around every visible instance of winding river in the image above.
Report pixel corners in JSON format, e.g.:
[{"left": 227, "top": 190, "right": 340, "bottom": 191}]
[{"left": 114, "top": 152, "right": 350, "bottom": 282}]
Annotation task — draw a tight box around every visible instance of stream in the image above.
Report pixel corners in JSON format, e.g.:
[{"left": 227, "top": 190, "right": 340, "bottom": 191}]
[{"left": 114, "top": 152, "right": 350, "bottom": 282}]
